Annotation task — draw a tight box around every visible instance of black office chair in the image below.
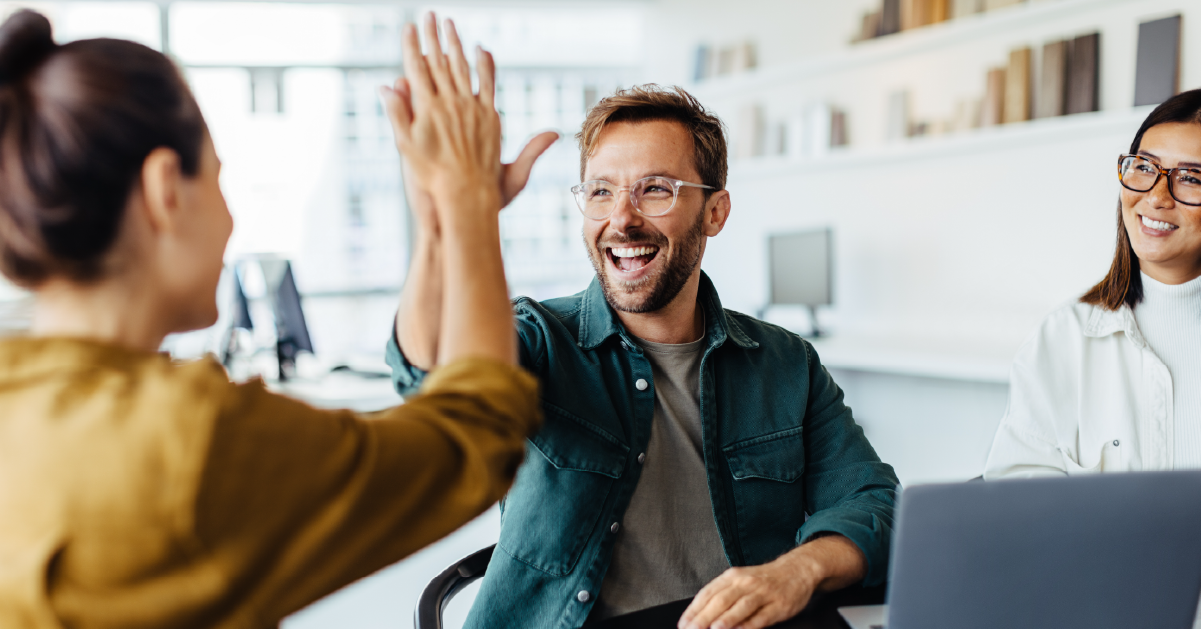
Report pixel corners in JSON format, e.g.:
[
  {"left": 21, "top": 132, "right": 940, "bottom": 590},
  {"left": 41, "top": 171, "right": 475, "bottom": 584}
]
[{"left": 414, "top": 544, "right": 494, "bottom": 629}]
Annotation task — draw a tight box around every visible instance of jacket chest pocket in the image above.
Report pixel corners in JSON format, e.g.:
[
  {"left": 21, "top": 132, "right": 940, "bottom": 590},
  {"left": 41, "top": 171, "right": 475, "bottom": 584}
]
[
  {"left": 497, "top": 403, "right": 628, "bottom": 577},
  {"left": 723, "top": 427, "right": 807, "bottom": 564}
]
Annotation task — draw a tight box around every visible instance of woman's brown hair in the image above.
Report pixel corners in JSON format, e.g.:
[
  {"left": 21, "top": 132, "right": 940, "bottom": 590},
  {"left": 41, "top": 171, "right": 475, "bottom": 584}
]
[
  {"left": 1081, "top": 89, "right": 1201, "bottom": 310},
  {"left": 0, "top": 10, "right": 205, "bottom": 287}
]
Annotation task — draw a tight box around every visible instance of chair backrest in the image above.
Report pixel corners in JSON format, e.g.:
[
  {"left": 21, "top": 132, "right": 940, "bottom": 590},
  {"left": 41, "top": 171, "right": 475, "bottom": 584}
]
[{"left": 414, "top": 544, "right": 495, "bottom": 629}]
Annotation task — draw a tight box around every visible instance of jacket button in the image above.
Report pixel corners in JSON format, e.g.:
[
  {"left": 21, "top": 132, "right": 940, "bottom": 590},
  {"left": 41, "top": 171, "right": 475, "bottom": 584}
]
[
  {"left": 1113, "top": 440, "right": 1120, "bottom": 447},
  {"left": 577, "top": 590, "right": 591, "bottom": 603},
  {"left": 635, "top": 378, "right": 648, "bottom": 391},
  {"left": 611, "top": 522, "right": 620, "bottom": 533},
  {"left": 637, "top": 452, "right": 646, "bottom": 464}
]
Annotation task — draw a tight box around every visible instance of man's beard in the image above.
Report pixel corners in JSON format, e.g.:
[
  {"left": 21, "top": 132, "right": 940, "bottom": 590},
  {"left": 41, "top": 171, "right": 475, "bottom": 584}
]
[{"left": 585, "top": 209, "right": 705, "bottom": 314}]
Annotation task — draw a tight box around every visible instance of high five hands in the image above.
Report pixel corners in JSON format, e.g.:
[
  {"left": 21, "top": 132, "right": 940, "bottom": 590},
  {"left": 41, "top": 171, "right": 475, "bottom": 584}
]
[{"left": 379, "top": 13, "right": 558, "bottom": 229}]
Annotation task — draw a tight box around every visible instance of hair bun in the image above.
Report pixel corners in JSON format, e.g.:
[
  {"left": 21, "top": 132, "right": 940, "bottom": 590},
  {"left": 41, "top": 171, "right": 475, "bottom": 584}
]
[{"left": 0, "top": 10, "right": 56, "bottom": 85}]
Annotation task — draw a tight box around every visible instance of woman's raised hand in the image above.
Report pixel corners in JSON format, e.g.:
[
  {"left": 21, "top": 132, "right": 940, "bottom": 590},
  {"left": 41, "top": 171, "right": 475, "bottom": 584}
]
[{"left": 380, "top": 14, "right": 504, "bottom": 220}]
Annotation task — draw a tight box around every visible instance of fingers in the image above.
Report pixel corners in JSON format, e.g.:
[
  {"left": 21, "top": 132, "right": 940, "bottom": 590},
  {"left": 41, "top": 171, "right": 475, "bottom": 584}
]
[
  {"left": 378, "top": 84, "right": 412, "bottom": 146},
  {"left": 680, "top": 575, "right": 726, "bottom": 628},
  {"left": 422, "top": 13, "right": 455, "bottom": 96},
  {"left": 443, "top": 18, "right": 473, "bottom": 95},
  {"left": 728, "top": 605, "right": 780, "bottom": 629},
  {"left": 710, "top": 595, "right": 766, "bottom": 629},
  {"left": 683, "top": 585, "right": 745, "bottom": 629},
  {"left": 477, "top": 46, "right": 496, "bottom": 109},
  {"left": 500, "top": 131, "right": 559, "bottom": 207},
  {"left": 401, "top": 22, "right": 434, "bottom": 100}
]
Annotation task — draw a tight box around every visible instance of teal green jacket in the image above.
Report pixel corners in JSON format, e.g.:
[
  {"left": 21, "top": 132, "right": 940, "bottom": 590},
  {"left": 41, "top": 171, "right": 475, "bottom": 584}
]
[{"left": 387, "top": 273, "right": 899, "bottom": 629}]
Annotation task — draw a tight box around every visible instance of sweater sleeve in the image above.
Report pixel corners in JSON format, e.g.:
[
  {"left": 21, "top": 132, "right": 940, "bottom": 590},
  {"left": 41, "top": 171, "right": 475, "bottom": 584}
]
[{"left": 191, "top": 357, "right": 541, "bottom": 626}]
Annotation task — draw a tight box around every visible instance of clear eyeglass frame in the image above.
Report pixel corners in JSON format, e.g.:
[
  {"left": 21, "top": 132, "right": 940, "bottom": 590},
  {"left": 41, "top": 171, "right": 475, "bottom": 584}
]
[
  {"left": 570, "top": 176, "right": 716, "bottom": 220},
  {"left": 1117, "top": 154, "right": 1201, "bottom": 207}
]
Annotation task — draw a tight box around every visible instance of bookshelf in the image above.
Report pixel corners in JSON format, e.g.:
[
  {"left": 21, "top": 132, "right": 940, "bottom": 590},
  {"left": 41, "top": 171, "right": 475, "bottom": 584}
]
[
  {"left": 681, "top": 0, "right": 1197, "bottom": 364},
  {"left": 691, "top": 0, "right": 1139, "bottom": 99}
]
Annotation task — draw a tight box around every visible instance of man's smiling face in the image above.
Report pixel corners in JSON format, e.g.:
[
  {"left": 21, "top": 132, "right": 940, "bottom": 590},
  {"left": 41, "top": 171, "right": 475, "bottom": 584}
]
[{"left": 581, "top": 119, "right": 716, "bottom": 314}]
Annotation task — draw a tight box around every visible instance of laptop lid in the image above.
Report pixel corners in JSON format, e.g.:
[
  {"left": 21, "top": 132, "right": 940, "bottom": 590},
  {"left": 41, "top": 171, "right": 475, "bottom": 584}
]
[{"left": 887, "top": 472, "right": 1201, "bottom": 629}]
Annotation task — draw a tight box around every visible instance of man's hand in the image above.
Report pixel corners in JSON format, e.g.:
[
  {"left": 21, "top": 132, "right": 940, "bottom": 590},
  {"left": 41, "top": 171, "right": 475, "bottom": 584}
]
[{"left": 678, "top": 535, "right": 867, "bottom": 629}]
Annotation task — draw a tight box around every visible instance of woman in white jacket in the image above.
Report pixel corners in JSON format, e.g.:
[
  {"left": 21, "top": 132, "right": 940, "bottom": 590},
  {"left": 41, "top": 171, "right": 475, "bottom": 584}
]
[{"left": 985, "top": 90, "right": 1201, "bottom": 478}]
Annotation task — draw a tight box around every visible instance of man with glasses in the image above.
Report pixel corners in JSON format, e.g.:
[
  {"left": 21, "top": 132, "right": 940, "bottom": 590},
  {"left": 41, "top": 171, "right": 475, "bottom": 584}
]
[{"left": 389, "top": 84, "right": 898, "bottom": 629}]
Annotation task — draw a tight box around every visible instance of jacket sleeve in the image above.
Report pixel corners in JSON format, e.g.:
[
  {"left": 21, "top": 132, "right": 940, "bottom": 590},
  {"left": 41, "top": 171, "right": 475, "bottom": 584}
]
[
  {"left": 191, "top": 357, "right": 542, "bottom": 626},
  {"left": 388, "top": 301, "right": 546, "bottom": 397},
  {"left": 983, "top": 315, "right": 1075, "bottom": 479},
  {"left": 794, "top": 342, "right": 900, "bottom": 587}
]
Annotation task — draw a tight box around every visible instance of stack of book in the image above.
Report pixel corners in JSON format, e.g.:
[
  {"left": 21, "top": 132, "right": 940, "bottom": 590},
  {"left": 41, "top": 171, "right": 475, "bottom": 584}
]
[
  {"left": 853, "top": 0, "right": 1029, "bottom": 43},
  {"left": 891, "top": 31, "right": 1099, "bottom": 141}
]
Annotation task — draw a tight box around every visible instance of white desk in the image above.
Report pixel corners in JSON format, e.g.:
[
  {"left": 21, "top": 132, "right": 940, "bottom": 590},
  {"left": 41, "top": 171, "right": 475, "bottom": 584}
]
[
  {"left": 268, "top": 371, "right": 401, "bottom": 411},
  {"left": 807, "top": 335, "right": 1016, "bottom": 384}
]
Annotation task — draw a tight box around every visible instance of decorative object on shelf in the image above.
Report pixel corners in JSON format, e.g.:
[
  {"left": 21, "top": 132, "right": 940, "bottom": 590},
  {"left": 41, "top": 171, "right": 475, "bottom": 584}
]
[
  {"left": 981, "top": 67, "right": 1006, "bottom": 126},
  {"left": 734, "top": 103, "right": 766, "bottom": 159},
  {"left": 1133, "top": 15, "right": 1181, "bottom": 107},
  {"left": 887, "top": 90, "right": 911, "bottom": 141},
  {"left": 692, "top": 40, "right": 757, "bottom": 82},
  {"left": 1002, "top": 46, "right": 1032, "bottom": 123},
  {"left": 951, "top": 0, "right": 983, "bottom": 18},
  {"left": 1035, "top": 39, "right": 1069, "bottom": 118},
  {"left": 1066, "top": 32, "right": 1101, "bottom": 114}
]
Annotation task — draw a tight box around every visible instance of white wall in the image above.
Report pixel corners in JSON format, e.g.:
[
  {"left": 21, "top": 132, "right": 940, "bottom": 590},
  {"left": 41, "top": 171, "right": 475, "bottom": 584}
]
[{"left": 638, "top": 0, "right": 1201, "bottom": 484}]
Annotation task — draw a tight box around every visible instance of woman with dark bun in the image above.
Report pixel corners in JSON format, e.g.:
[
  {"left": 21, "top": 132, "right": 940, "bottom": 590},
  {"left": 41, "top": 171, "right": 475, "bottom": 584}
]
[
  {"left": 986, "top": 90, "right": 1201, "bottom": 478},
  {"left": 0, "top": 9, "right": 544, "bottom": 627}
]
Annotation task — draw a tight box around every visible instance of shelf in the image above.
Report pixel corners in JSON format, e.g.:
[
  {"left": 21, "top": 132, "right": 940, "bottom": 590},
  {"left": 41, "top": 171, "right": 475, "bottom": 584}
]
[
  {"left": 728, "top": 104, "right": 1153, "bottom": 178},
  {"left": 689, "top": 0, "right": 1139, "bottom": 99}
]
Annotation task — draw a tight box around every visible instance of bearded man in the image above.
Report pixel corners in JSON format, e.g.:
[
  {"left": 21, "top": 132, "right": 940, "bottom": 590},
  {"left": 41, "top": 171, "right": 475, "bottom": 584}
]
[{"left": 387, "top": 84, "right": 899, "bottom": 629}]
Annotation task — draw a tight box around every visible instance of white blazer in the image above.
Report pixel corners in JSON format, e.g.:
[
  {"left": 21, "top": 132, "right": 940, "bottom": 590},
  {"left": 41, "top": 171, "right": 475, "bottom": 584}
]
[{"left": 985, "top": 300, "right": 1176, "bottom": 478}]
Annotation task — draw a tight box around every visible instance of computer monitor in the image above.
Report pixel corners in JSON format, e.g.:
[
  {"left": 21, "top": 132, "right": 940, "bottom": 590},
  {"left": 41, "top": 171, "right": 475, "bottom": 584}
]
[
  {"left": 225, "top": 257, "right": 314, "bottom": 381},
  {"left": 767, "top": 227, "right": 832, "bottom": 336},
  {"left": 258, "top": 258, "right": 313, "bottom": 381}
]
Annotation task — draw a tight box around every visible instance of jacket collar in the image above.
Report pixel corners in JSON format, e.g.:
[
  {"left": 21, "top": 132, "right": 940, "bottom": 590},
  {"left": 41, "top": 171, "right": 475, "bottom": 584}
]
[
  {"left": 578, "top": 271, "right": 759, "bottom": 352},
  {"left": 1083, "top": 302, "right": 1148, "bottom": 349}
]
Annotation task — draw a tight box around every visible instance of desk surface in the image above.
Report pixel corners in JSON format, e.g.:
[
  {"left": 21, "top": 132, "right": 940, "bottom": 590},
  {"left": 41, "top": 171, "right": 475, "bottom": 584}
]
[{"left": 591, "top": 585, "right": 886, "bottom": 629}]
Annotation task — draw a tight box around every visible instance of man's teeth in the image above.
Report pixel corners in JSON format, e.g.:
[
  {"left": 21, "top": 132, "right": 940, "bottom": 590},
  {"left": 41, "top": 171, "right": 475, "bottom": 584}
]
[
  {"left": 611, "top": 246, "right": 658, "bottom": 258},
  {"left": 1142, "top": 215, "right": 1179, "bottom": 231}
]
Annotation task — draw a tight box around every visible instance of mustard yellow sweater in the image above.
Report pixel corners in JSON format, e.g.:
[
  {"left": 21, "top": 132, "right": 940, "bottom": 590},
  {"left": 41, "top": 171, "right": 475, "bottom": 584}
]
[{"left": 0, "top": 337, "right": 540, "bottom": 628}]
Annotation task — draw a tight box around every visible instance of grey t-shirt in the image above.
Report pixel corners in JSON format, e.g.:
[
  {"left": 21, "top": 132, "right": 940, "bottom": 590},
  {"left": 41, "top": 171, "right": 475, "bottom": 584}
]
[{"left": 587, "top": 333, "right": 730, "bottom": 621}]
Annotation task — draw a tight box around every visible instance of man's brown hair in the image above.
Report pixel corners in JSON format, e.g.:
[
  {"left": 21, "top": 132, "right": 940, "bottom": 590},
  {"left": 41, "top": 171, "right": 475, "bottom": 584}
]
[{"left": 576, "top": 84, "right": 727, "bottom": 194}]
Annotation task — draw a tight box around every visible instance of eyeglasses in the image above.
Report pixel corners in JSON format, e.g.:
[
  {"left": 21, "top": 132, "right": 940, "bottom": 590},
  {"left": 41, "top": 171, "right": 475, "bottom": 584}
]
[
  {"left": 570, "top": 176, "right": 715, "bottom": 220},
  {"left": 1117, "top": 154, "right": 1201, "bottom": 206}
]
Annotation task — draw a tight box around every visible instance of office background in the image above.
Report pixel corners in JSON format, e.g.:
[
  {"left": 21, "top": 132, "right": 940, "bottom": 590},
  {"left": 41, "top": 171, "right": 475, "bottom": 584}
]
[{"left": 0, "top": 0, "right": 1196, "bottom": 626}]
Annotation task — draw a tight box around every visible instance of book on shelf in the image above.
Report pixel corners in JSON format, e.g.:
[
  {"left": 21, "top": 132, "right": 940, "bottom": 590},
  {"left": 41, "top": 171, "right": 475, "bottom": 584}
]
[
  {"left": 693, "top": 45, "right": 711, "bottom": 82},
  {"left": 900, "top": 0, "right": 918, "bottom": 31},
  {"left": 1002, "top": 47, "right": 1032, "bottom": 124},
  {"left": 980, "top": 67, "right": 1006, "bottom": 127},
  {"left": 881, "top": 0, "right": 902, "bottom": 36},
  {"left": 951, "top": 0, "right": 983, "bottom": 17},
  {"left": 1035, "top": 40, "right": 1068, "bottom": 118},
  {"left": 831, "top": 109, "right": 849, "bottom": 148},
  {"left": 716, "top": 46, "right": 736, "bottom": 76},
  {"left": 930, "top": 0, "right": 950, "bottom": 23},
  {"left": 1066, "top": 32, "right": 1100, "bottom": 115},
  {"left": 1133, "top": 15, "right": 1181, "bottom": 107}
]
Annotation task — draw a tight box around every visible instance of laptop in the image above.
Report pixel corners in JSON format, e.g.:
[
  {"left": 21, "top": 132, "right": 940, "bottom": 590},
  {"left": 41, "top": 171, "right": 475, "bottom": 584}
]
[{"left": 841, "top": 472, "right": 1201, "bottom": 629}]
